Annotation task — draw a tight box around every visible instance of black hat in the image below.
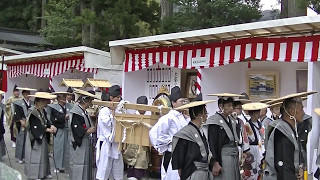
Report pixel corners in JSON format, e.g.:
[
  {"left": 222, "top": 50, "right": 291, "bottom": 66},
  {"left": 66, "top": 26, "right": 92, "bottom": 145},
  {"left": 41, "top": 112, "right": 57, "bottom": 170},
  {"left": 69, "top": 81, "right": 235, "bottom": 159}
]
[
  {"left": 169, "top": 86, "right": 182, "bottom": 102},
  {"left": 109, "top": 85, "right": 121, "bottom": 97},
  {"left": 101, "top": 91, "right": 109, "bottom": 101},
  {"left": 67, "top": 87, "right": 73, "bottom": 93},
  {"left": 137, "top": 96, "right": 148, "bottom": 105},
  {"left": 13, "top": 84, "right": 18, "bottom": 92},
  {"left": 194, "top": 93, "right": 202, "bottom": 101},
  {"left": 240, "top": 92, "right": 249, "bottom": 100}
]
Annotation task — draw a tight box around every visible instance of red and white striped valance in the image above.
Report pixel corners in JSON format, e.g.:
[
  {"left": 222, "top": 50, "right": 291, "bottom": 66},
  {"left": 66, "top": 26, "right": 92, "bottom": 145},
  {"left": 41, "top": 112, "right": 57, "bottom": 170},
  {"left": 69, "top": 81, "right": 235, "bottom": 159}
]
[
  {"left": 7, "top": 55, "right": 98, "bottom": 78},
  {"left": 124, "top": 35, "right": 320, "bottom": 72}
]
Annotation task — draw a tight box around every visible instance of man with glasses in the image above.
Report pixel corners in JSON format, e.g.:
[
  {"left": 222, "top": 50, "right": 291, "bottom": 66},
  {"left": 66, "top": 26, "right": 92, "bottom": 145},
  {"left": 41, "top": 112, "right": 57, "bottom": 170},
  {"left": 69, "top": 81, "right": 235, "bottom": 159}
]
[{"left": 149, "top": 86, "right": 190, "bottom": 180}]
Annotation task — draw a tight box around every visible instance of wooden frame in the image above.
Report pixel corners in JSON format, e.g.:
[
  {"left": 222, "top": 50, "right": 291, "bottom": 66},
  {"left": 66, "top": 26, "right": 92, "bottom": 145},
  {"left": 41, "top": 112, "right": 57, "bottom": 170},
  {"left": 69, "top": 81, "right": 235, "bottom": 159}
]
[
  {"left": 247, "top": 71, "right": 280, "bottom": 101},
  {"left": 185, "top": 72, "right": 197, "bottom": 99},
  {"left": 296, "top": 69, "right": 308, "bottom": 93}
]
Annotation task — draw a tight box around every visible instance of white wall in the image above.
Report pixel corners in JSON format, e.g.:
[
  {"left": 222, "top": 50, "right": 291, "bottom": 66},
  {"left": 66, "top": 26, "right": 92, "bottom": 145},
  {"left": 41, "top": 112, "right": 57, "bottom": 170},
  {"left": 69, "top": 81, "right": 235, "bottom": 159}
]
[
  {"left": 202, "top": 61, "right": 308, "bottom": 115},
  {"left": 122, "top": 63, "right": 181, "bottom": 105},
  {"left": 6, "top": 75, "right": 49, "bottom": 98},
  {"left": 94, "top": 69, "right": 122, "bottom": 87}
]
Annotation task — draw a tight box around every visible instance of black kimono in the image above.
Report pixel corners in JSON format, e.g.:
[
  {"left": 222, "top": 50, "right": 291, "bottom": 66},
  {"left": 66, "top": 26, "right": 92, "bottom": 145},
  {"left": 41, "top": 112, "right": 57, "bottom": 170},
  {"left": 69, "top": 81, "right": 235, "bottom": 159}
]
[
  {"left": 172, "top": 122, "right": 214, "bottom": 180},
  {"left": 0, "top": 106, "right": 6, "bottom": 161}
]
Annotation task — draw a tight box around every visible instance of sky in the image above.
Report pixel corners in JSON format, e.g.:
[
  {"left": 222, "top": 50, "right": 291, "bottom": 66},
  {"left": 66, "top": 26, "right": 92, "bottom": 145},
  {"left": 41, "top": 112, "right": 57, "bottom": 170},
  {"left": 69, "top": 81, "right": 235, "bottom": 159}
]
[{"left": 260, "top": 0, "right": 318, "bottom": 16}]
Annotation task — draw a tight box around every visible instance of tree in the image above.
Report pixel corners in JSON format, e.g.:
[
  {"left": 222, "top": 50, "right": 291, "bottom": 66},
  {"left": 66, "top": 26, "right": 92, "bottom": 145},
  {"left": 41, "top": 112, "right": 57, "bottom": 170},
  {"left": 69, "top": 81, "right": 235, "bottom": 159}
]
[{"left": 161, "top": 0, "right": 262, "bottom": 33}]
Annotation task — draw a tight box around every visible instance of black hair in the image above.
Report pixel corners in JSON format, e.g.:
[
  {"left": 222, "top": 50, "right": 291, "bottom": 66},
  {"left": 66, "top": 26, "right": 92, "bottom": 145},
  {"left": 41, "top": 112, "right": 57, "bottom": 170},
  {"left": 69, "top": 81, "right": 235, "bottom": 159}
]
[
  {"left": 248, "top": 110, "right": 260, "bottom": 116},
  {"left": 280, "top": 98, "right": 297, "bottom": 115},
  {"left": 190, "top": 105, "right": 206, "bottom": 120},
  {"left": 233, "top": 101, "right": 242, "bottom": 107},
  {"left": 218, "top": 97, "right": 234, "bottom": 106}
]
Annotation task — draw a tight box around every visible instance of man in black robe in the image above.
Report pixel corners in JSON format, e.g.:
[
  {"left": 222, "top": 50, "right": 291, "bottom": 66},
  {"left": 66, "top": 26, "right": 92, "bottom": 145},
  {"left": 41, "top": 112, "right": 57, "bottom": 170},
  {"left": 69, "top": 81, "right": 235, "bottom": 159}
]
[
  {"left": 204, "top": 93, "right": 242, "bottom": 180},
  {"left": 264, "top": 92, "right": 316, "bottom": 180},
  {"left": 0, "top": 90, "right": 6, "bottom": 162},
  {"left": 12, "top": 87, "right": 36, "bottom": 163},
  {"left": 172, "top": 100, "right": 215, "bottom": 180}
]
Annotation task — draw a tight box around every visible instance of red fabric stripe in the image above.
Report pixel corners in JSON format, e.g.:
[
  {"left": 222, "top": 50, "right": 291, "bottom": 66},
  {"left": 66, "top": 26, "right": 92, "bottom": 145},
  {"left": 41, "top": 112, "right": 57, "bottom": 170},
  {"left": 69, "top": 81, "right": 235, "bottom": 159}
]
[
  {"left": 209, "top": 46, "right": 215, "bottom": 67},
  {"left": 197, "top": 70, "right": 202, "bottom": 80},
  {"left": 145, "top": 51, "right": 150, "bottom": 68},
  {"left": 285, "top": 40, "right": 293, "bottom": 62},
  {"left": 261, "top": 42, "right": 268, "bottom": 60},
  {"left": 219, "top": 45, "right": 225, "bottom": 66},
  {"left": 298, "top": 40, "right": 306, "bottom": 62},
  {"left": 239, "top": 43, "right": 246, "bottom": 61},
  {"left": 124, "top": 51, "right": 129, "bottom": 72},
  {"left": 174, "top": 48, "right": 179, "bottom": 68},
  {"left": 152, "top": 49, "right": 157, "bottom": 65},
  {"left": 200, "top": 46, "right": 206, "bottom": 69},
  {"left": 183, "top": 47, "right": 188, "bottom": 69},
  {"left": 273, "top": 41, "right": 280, "bottom": 61},
  {"left": 250, "top": 41, "right": 257, "bottom": 59},
  {"left": 138, "top": 52, "right": 142, "bottom": 70},
  {"left": 167, "top": 50, "right": 171, "bottom": 67},
  {"left": 131, "top": 52, "right": 136, "bottom": 71},
  {"left": 229, "top": 45, "right": 235, "bottom": 64},
  {"left": 311, "top": 40, "right": 319, "bottom": 62}
]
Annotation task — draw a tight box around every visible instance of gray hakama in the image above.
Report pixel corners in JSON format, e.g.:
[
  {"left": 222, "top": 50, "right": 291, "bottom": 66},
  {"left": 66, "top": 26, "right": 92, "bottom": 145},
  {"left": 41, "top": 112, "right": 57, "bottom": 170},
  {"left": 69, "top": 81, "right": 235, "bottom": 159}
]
[
  {"left": 172, "top": 123, "right": 213, "bottom": 180},
  {"left": 47, "top": 103, "right": 73, "bottom": 170},
  {"left": 69, "top": 104, "right": 93, "bottom": 180},
  {"left": 204, "top": 113, "right": 240, "bottom": 180},
  {"left": 0, "top": 105, "right": 6, "bottom": 162},
  {"left": 264, "top": 120, "right": 300, "bottom": 180},
  {"left": 12, "top": 99, "right": 32, "bottom": 161},
  {"left": 24, "top": 108, "right": 51, "bottom": 179}
]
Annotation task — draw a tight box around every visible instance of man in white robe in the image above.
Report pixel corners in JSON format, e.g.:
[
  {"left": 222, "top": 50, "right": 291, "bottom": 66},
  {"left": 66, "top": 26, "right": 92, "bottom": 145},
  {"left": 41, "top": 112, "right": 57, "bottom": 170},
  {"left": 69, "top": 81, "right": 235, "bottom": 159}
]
[
  {"left": 96, "top": 85, "right": 124, "bottom": 180},
  {"left": 149, "top": 86, "right": 189, "bottom": 180}
]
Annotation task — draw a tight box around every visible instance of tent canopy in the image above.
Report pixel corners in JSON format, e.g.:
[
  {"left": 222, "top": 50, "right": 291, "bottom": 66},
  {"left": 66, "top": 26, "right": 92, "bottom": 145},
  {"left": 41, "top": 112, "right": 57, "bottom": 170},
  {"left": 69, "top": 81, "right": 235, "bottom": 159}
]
[
  {"left": 109, "top": 16, "right": 320, "bottom": 66},
  {"left": 83, "top": 78, "right": 112, "bottom": 88},
  {"left": 59, "top": 78, "right": 84, "bottom": 88}
]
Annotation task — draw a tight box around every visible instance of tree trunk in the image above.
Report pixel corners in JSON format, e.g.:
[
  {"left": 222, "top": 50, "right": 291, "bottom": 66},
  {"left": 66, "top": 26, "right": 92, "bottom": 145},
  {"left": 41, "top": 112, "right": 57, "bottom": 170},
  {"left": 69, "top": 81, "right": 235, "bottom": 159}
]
[
  {"left": 160, "top": 0, "right": 173, "bottom": 19},
  {"left": 80, "top": 0, "right": 90, "bottom": 46},
  {"left": 32, "top": 0, "right": 38, "bottom": 32},
  {"left": 89, "top": 1, "right": 96, "bottom": 47},
  {"left": 281, "top": 0, "right": 307, "bottom": 18},
  {"left": 41, "top": 0, "right": 46, "bottom": 28}
]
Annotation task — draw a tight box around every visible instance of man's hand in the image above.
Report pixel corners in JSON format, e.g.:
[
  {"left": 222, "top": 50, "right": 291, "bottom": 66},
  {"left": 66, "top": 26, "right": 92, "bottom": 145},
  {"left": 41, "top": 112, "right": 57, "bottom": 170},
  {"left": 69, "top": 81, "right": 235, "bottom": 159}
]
[
  {"left": 20, "top": 119, "right": 26, "bottom": 127},
  {"left": 50, "top": 125, "right": 57, "bottom": 133},
  {"left": 65, "top": 114, "right": 69, "bottom": 120},
  {"left": 46, "top": 128, "right": 54, "bottom": 133},
  {"left": 86, "top": 127, "right": 96, "bottom": 134},
  {"left": 212, "top": 162, "right": 222, "bottom": 176},
  {"left": 297, "top": 168, "right": 304, "bottom": 180}
]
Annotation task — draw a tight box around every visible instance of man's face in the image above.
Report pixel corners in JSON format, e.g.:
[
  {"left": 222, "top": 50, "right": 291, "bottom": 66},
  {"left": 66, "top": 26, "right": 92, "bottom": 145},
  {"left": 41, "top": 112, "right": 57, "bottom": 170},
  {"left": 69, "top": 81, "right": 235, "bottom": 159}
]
[
  {"left": 260, "top": 108, "right": 267, "bottom": 117},
  {"left": 13, "top": 90, "right": 20, "bottom": 97},
  {"left": 172, "top": 98, "right": 186, "bottom": 109},
  {"left": 110, "top": 95, "right": 121, "bottom": 103},
  {"left": 22, "top": 91, "right": 30, "bottom": 100},
  {"left": 293, "top": 102, "right": 305, "bottom": 123},
  {"left": 222, "top": 102, "right": 234, "bottom": 115},
  {"left": 250, "top": 110, "right": 260, "bottom": 121},
  {"left": 66, "top": 94, "right": 73, "bottom": 101},
  {"left": 57, "top": 95, "right": 66, "bottom": 105},
  {"left": 233, "top": 104, "right": 242, "bottom": 116},
  {"left": 271, "top": 106, "right": 281, "bottom": 117}
]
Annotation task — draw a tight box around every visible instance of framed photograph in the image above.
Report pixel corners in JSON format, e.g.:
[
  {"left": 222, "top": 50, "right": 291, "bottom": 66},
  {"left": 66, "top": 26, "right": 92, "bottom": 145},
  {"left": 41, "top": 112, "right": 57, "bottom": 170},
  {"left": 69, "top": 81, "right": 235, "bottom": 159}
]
[
  {"left": 296, "top": 69, "right": 308, "bottom": 93},
  {"left": 247, "top": 71, "right": 280, "bottom": 101},
  {"left": 186, "top": 72, "right": 197, "bottom": 99}
]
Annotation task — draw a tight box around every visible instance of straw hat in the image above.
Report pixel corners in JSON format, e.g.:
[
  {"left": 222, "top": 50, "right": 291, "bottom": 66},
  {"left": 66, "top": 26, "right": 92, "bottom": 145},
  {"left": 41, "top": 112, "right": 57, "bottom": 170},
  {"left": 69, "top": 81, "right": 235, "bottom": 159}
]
[
  {"left": 16, "top": 87, "right": 37, "bottom": 91},
  {"left": 268, "top": 102, "right": 282, "bottom": 108},
  {"left": 207, "top": 93, "right": 244, "bottom": 98},
  {"left": 28, "top": 92, "right": 57, "bottom": 99},
  {"left": 260, "top": 99, "right": 274, "bottom": 103},
  {"left": 51, "top": 92, "right": 73, "bottom": 95},
  {"left": 0, "top": 90, "right": 5, "bottom": 94},
  {"left": 242, "top": 103, "right": 269, "bottom": 111},
  {"left": 175, "top": 100, "right": 216, "bottom": 110},
  {"left": 73, "top": 88, "right": 96, "bottom": 98},
  {"left": 267, "top": 91, "right": 317, "bottom": 105},
  {"left": 315, "top": 108, "right": 320, "bottom": 116}
]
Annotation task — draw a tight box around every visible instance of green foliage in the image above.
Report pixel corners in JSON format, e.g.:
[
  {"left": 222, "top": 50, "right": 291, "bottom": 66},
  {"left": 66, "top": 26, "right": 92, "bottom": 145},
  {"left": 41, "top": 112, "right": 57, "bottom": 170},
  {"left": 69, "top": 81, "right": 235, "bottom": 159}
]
[
  {"left": 40, "top": 0, "right": 82, "bottom": 48},
  {"left": 308, "top": 0, "right": 320, "bottom": 14},
  {"left": 162, "top": 0, "right": 262, "bottom": 33}
]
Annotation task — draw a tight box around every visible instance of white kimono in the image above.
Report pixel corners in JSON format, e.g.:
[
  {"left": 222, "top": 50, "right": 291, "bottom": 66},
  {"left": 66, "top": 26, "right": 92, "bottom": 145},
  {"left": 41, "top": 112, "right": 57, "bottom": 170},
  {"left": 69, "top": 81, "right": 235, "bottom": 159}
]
[
  {"left": 149, "top": 109, "right": 190, "bottom": 180},
  {"left": 96, "top": 107, "right": 124, "bottom": 180}
]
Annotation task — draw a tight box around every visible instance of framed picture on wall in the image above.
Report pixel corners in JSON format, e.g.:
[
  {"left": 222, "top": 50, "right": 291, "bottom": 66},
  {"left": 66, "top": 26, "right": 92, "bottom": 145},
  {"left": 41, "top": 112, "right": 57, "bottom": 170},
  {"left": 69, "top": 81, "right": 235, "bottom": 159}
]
[
  {"left": 186, "top": 72, "right": 197, "bottom": 99},
  {"left": 247, "top": 71, "right": 280, "bottom": 101},
  {"left": 296, "top": 69, "right": 308, "bottom": 93}
]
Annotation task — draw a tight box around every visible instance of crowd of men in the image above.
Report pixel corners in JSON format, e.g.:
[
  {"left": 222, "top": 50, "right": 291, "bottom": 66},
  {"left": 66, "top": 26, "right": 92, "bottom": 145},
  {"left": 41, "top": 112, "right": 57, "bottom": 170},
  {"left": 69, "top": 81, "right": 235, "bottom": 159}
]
[{"left": 0, "top": 84, "right": 319, "bottom": 180}]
